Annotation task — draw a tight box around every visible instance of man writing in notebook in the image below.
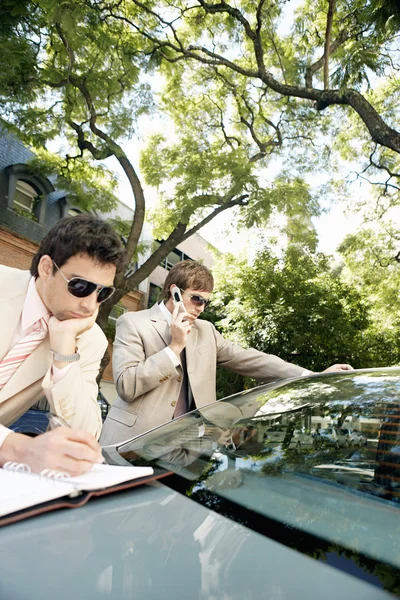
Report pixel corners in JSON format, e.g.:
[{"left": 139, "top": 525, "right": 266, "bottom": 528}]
[
  {"left": 0, "top": 215, "right": 125, "bottom": 474},
  {"left": 101, "top": 260, "right": 353, "bottom": 445}
]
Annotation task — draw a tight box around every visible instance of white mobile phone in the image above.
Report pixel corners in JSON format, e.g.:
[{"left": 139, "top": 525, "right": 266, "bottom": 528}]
[{"left": 171, "top": 285, "right": 188, "bottom": 317}]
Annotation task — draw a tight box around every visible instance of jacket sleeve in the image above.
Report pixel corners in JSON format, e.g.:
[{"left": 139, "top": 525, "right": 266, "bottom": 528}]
[
  {"left": 212, "top": 325, "right": 306, "bottom": 382},
  {"left": 41, "top": 325, "right": 105, "bottom": 439},
  {"left": 113, "top": 313, "right": 179, "bottom": 402}
]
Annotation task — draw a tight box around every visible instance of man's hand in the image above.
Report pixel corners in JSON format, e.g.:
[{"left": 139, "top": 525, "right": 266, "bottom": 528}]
[
  {"left": 321, "top": 364, "right": 354, "bottom": 373},
  {"left": 169, "top": 304, "right": 192, "bottom": 357},
  {"left": 205, "top": 426, "right": 232, "bottom": 445},
  {"left": 48, "top": 306, "right": 99, "bottom": 346},
  {"left": 48, "top": 307, "right": 99, "bottom": 368},
  {"left": 0, "top": 428, "right": 104, "bottom": 476}
]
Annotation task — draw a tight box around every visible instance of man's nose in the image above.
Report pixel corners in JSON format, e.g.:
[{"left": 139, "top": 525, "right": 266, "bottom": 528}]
[{"left": 79, "top": 292, "right": 99, "bottom": 311}]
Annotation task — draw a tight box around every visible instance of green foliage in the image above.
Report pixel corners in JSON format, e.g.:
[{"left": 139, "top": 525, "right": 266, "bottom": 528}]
[
  {"left": 0, "top": 0, "right": 40, "bottom": 104},
  {"left": 28, "top": 149, "right": 119, "bottom": 212},
  {"left": 13, "top": 205, "right": 38, "bottom": 222},
  {"left": 0, "top": 0, "right": 399, "bottom": 349},
  {"left": 339, "top": 226, "right": 400, "bottom": 350},
  {"left": 210, "top": 243, "right": 400, "bottom": 384}
]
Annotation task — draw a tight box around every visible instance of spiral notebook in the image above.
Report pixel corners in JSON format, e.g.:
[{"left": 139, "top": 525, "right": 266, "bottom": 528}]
[{"left": 0, "top": 462, "right": 159, "bottom": 525}]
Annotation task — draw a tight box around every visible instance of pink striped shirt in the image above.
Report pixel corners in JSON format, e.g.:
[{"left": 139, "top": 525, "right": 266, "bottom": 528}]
[{"left": 0, "top": 278, "right": 71, "bottom": 448}]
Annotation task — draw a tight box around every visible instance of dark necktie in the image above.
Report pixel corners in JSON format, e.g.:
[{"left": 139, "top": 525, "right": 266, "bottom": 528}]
[{"left": 173, "top": 349, "right": 189, "bottom": 418}]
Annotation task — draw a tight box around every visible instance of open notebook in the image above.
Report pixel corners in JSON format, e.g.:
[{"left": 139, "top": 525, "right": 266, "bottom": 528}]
[{"left": 0, "top": 463, "right": 156, "bottom": 523}]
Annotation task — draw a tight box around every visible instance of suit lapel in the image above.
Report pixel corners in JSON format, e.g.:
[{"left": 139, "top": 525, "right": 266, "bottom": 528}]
[
  {"left": 0, "top": 269, "right": 50, "bottom": 405},
  {"left": 149, "top": 303, "right": 199, "bottom": 360},
  {"left": 0, "top": 274, "right": 30, "bottom": 361},
  {"left": 185, "top": 323, "right": 198, "bottom": 367},
  {"left": 150, "top": 303, "right": 172, "bottom": 347}
]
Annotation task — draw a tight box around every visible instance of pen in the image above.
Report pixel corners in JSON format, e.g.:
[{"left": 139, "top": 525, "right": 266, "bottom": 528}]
[
  {"left": 46, "top": 412, "right": 106, "bottom": 464},
  {"left": 46, "top": 412, "right": 71, "bottom": 430}
]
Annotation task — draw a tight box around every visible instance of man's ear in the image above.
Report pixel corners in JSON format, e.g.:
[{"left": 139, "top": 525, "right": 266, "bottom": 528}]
[{"left": 37, "top": 255, "right": 53, "bottom": 281}]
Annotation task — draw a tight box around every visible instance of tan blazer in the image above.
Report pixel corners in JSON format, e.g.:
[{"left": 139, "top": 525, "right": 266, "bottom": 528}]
[
  {"left": 0, "top": 266, "right": 104, "bottom": 438},
  {"left": 100, "top": 303, "right": 305, "bottom": 445}
]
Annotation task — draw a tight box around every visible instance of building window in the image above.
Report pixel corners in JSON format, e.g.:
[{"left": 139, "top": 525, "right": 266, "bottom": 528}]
[
  {"left": 5, "top": 163, "right": 54, "bottom": 225},
  {"left": 159, "top": 247, "right": 193, "bottom": 270},
  {"left": 154, "top": 241, "right": 193, "bottom": 271},
  {"left": 14, "top": 180, "right": 39, "bottom": 213}
]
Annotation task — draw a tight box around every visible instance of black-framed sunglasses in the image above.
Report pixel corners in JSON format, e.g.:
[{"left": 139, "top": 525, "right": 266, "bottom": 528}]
[
  {"left": 180, "top": 288, "right": 211, "bottom": 308},
  {"left": 53, "top": 261, "right": 116, "bottom": 304}
]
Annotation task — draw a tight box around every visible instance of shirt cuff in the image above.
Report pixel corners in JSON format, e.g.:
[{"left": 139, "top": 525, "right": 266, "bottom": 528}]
[
  {"left": 301, "top": 369, "right": 311, "bottom": 377},
  {"left": 164, "top": 347, "right": 181, "bottom": 368},
  {"left": 0, "top": 425, "right": 13, "bottom": 448},
  {"left": 51, "top": 363, "right": 73, "bottom": 384}
]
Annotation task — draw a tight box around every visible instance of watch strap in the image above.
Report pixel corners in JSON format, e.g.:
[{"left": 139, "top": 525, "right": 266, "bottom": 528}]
[{"left": 50, "top": 349, "right": 80, "bottom": 363}]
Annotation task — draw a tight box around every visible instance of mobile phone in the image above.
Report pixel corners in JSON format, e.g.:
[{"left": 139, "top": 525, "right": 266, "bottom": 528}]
[{"left": 171, "top": 285, "right": 188, "bottom": 317}]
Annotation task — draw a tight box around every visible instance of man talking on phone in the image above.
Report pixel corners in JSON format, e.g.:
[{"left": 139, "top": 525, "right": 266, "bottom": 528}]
[
  {"left": 101, "top": 261, "right": 352, "bottom": 445},
  {"left": 0, "top": 215, "right": 124, "bottom": 474}
]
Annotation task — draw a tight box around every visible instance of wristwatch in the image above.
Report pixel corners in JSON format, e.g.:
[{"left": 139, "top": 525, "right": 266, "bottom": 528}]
[{"left": 50, "top": 349, "right": 80, "bottom": 363}]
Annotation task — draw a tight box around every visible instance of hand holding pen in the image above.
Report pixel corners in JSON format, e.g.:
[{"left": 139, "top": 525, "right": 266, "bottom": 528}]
[
  {"left": 45, "top": 412, "right": 105, "bottom": 470},
  {"left": 0, "top": 413, "right": 105, "bottom": 476}
]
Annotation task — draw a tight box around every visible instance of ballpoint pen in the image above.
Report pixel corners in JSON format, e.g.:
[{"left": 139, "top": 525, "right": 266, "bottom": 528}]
[
  {"left": 46, "top": 412, "right": 106, "bottom": 464},
  {"left": 46, "top": 412, "right": 71, "bottom": 430}
]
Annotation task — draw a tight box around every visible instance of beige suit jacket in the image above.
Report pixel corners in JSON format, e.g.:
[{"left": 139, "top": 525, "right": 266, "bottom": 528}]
[
  {"left": 100, "top": 303, "right": 305, "bottom": 445},
  {"left": 0, "top": 266, "right": 104, "bottom": 438}
]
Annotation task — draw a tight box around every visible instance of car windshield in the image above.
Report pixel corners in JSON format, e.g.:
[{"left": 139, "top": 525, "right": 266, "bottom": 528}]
[{"left": 107, "top": 368, "right": 400, "bottom": 591}]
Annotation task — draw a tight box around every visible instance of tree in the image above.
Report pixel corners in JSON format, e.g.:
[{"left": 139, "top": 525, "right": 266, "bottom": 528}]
[
  {"left": 102, "top": 0, "right": 400, "bottom": 264},
  {"left": 1, "top": 0, "right": 399, "bottom": 342},
  {"left": 209, "top": 241, "right": 400, "bottom": 376},
  {"left": 338, "top": 226, "right": 400, "bottom": 365},
  {"left": 0, "top": 0, "right": 321, "bottom": 337},
  {"left": 0, "top": 0, "right": 40, "bottom": 104},
  {"left": 95, "top": 0, "right": 400, "bottom": 156}
]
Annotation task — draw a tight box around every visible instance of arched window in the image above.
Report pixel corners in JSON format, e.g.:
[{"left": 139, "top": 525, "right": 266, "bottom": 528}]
[
  {"left": 14, "top": 180, "right": 40, "bottom": 213},
  {"left": 5, "top": 163, "right": 54, "bottom": 224}
]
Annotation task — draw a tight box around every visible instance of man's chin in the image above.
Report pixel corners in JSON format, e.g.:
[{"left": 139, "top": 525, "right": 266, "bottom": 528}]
[{"left": 55, "top": 312, "right": 92, "bottom": 321}]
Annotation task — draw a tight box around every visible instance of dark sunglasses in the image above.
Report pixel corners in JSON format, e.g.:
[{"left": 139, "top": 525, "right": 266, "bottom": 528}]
[
  {"left": 53, "top": 262, "right": 115, "bottom": 304},
  {"left": 180, "top": 288, "right": 211, "bottom": 308}
]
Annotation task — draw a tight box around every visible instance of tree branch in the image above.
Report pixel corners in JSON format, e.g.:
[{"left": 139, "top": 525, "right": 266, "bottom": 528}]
[
  {"left": 306, "top": 28, "right": 349, "bottom": 87},
  {"left": 54, "top": 22, "right": 146, "bottom": 281},
  {"left": 123, "top": 193, "right": 249, "bottom": 292},
  {"left": 323, "top": 0, "right": 336, "bottom": 90}
]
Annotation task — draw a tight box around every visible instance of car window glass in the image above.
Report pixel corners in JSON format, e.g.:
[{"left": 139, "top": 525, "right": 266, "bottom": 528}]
[{"left": 115, "top": 369, "right": 400, "bottom": 582}]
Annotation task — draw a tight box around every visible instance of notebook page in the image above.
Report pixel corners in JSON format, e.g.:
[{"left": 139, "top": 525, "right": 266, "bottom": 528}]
[
  {"left": 0, "top": 470, "right": 75, "bottom": 517},
  {"left": 70, "top": 463, "right": 154, "bottom": 491}
]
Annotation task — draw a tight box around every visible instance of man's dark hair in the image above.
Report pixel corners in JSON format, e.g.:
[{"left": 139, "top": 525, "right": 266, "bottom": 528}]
[{"left": 30, "top": 215, "right": 125, "bottom": 277}]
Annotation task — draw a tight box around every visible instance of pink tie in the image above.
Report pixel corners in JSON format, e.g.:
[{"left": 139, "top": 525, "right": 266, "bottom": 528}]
[{"left": 0, "top": 317, "right": 48, "bottom": 390}]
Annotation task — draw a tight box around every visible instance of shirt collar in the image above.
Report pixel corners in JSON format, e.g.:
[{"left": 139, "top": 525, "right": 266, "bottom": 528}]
[
  {"left": 21, "top": 277, "right": 49, "bottom": 332},
  {"left": 159, "top": 301, "right": 173, "bottom": 324}
]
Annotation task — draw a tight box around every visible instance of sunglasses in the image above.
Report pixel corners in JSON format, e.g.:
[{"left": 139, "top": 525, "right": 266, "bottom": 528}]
[
  {"left": 180, "top": 288, "right": 211, "bottom": 308},
  {"left": 53, "top": 262, "right": 116, "bottom": 304}
]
